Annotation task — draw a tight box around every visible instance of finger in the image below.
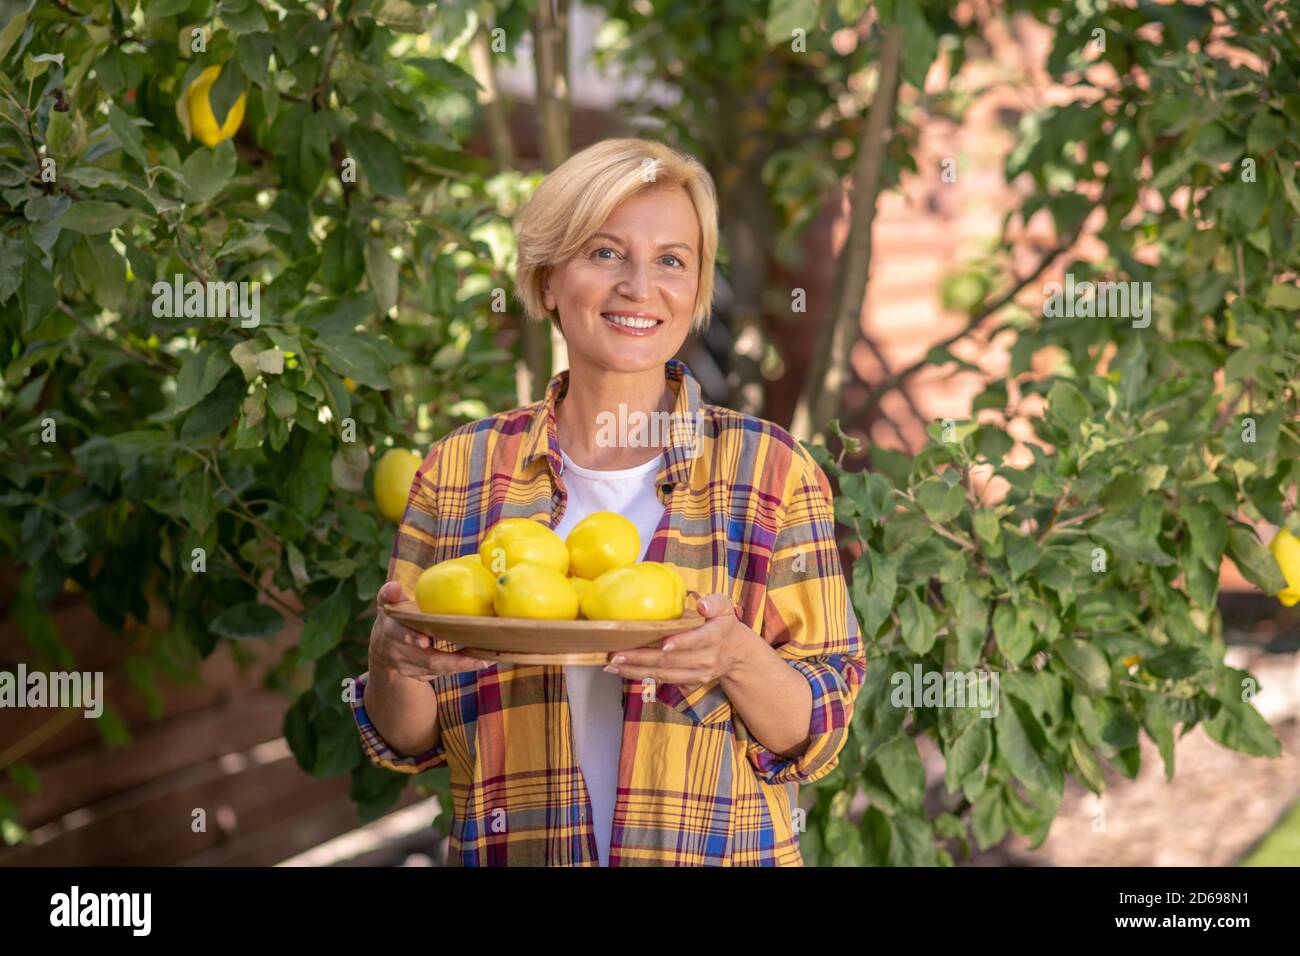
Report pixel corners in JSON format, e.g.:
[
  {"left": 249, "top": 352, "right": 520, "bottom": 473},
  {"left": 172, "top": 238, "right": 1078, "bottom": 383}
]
[
  {"left": 658, "top": 618, "right": 726, "bottom": 652},
  {"left": 376, "top": 581, "right": 404, "bottom": 608},
  {"left": 428, "top": 650, "right": 493, "bottom": 674},
  {"left": 606, "top": 662, "right": 705, "bottom": 684},
  {"left": 695, "top": 592, "right": 736, "bottom": 619},
  {"left": 610, "top": 647, "right": 668, "bottom": 669}
]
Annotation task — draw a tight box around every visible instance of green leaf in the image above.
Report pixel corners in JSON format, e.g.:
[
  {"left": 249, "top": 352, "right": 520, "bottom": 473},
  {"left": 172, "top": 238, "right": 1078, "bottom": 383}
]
[
  {"left": 1204, "top": 669, "right": 1281, "bottom": 758},
  {"left": 106, "top": 103, "right": 149, "bottom": 169},
  {"left": 992, "top": 602, "right": 1032, "bottom": 664},
  {"left": 58, "top": 201, "right": 132, "bottom": 235},
  {"left": 20, "top": 257, "right": 55, "bottom": 333},
  {"left": 764, "top": 0, "right": 819, "bottom": 46},
  {"left": 70, "top": 236, "right": 125, "bottom": 311},
  {"left": 1057, "top": 639, "right": 1110, "bottom": 694},
  {"left": 179, "top": 468, "right": 218, "bottom": 533},
  {"left": 220, "top": 0, "right": 269, "bottom": 34},
  {"left": 365, "top": 239, "right": 399, "bottom": 314},
  {"left": 269, "top": 429, "right": 333, "bottom": 520},
  {"left": 299, "top": 587, "right": 353, "bottom": 662},
  {"left": 897, "top": 588, "right": 937, "bottom": 654},
  {"left": 210, "top": 601, "right": 284, "bottom": 640},
  {"left": 995, "top": 694, "right": 1060, "bottom": 795},
  {"left": 1225, "top": 525, "right": 1287, "bottom": 594},
  {"left": 181, "top": 140, "right": 237, "bottom": 202},
  {"left": 944, "top": 582, "right": 985, "bottom": 670},
  {"left": 944, "top": 718, "right": 990, "bottom": 794},
  {"left": 1004, "top": 530, "right": 1040, "bottom": 580},
  {"left": 0, "top": 10, "right": 29, "bottom": 64},
  {"left": 345, "top": 126, "right": 406, "bottom": 198},
  {"left": 916, "top": 477, "right": 965, "bottom": 523},
  {"left": 236, "top": 32, "right": 273, "bottom": 87},
  {"left": 971, "top": 787, "right": 1008, "bottom": 850},
  {"left": 1179, "top": 500, "right": 1226, "bottom": 570},
  {"left": 180, "top": 371, "right": 245, "bottom": 443},
  {"left": 1045, "top": 379, "right": 1090, "bottom": 431},
  {"left": 176, "top": 345, "right": 237, "bottom": 411},
  {"left": 874, "top": 734, "right": 925, "bottom": 807},
  {"left": 850, "top": 548, "right": 897, "bottom": 638},
  {"left": 1263, "top": 283, "right": 1300, "bottom": 309}
]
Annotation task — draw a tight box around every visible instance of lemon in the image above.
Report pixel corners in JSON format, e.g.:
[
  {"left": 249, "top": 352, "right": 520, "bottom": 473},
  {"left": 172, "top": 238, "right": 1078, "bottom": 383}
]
[
  {"left": 417, "top": 556, "right": 497, "bottom": 616},
  {"left": 186, "top": 65, "right": 246, "bottom": 148},
  {"left": 479, "top": 517, "right": 569, "bottom": 575},
  {"left": 374, "top": 447, "right": 422, "bottom": 523},
  {"left": 1268, "top": 528, "right": 1300, "bottom": 607},
  {"left": 494, "top": 563, "right": 579, "bottom": 620},
  {"left": 641, "top": 561, "right": 687, "bottom": 614},
  {"left": 582, "top": 563, "right": 681, "bottom": 621},
  {"left": 565, "top": 511, "right": 641, "bottom": 579}
]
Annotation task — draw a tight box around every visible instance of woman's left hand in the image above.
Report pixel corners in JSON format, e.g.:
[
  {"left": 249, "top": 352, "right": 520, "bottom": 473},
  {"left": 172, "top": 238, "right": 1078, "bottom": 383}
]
[{"left": 604, "top": 593, "right": 758, "bottom": 691}]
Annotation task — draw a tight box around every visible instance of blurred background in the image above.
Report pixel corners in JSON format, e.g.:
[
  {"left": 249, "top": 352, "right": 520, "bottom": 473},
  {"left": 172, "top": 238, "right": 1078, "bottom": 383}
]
[{"left": 1, "top": 0, "right": 1297, "bottom": 867}]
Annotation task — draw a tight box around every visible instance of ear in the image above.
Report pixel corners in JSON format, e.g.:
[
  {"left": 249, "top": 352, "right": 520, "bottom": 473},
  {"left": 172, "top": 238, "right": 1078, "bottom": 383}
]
[{"left": 541, "top": 267, "right": 556, "bottom": 313}]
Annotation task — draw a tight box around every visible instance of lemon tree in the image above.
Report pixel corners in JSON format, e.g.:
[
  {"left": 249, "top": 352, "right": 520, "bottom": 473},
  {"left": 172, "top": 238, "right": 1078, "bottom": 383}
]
[
  {"left": 794, "top": 0, "right": 1300, "bottom": 865},
  {"left": 0, "top": 0, "right": 521, "bottom": 839}
]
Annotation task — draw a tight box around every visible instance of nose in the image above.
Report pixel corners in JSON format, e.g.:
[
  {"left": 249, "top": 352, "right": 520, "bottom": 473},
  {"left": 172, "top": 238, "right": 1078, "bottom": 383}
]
[{"left": 615, "top": 256, "right": 651, "bottom": 302}]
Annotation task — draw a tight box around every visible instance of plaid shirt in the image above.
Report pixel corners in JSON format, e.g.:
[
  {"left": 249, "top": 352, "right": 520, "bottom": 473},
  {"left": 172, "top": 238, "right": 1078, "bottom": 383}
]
[{"left": 351, "top": 359, "right": 864, "bottom": 866}]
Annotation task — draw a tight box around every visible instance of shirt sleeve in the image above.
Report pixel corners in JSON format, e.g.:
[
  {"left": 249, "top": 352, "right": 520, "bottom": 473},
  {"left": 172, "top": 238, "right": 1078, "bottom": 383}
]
[
  {"left": 351, "top": 671, "right": 448, "bottom": 773},
  {"left": 350, "top": 443, "right": 450, "bottom": 774},
  {"left": 747, "top": 448, "right": 865, "bottom": 786}
]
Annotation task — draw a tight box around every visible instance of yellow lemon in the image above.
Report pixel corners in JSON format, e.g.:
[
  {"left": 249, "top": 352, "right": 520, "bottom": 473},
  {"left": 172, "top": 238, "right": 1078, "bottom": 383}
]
[
  {"left": 650, "top": 561, "right": 688, "bottom": 614},
  {"left": 479, "top": 517, "right": 569, "bottom": 575},
  {"left": 374, "top": 447, "right": 422, "bottom": 523},
  {"left": 186, "top": 65, "right": 246, "bottom": 148},
  {"left": 569, "top": 575, "right": 593, "bottom": 618},
  {"left": 493, "top": 563, "right": 579, "bottom": 620},
  {"left": 1268, "top": 528, "right": 1300, "bottom": 607},
  {"left": 582, "top": 563, "right": 681, "bottom": 622},
  {"left": 416, "top": 556, "right": 497, "bottom": 616},
  {"left": 565, "top": 511, "right": 641, "bottom": 580}
]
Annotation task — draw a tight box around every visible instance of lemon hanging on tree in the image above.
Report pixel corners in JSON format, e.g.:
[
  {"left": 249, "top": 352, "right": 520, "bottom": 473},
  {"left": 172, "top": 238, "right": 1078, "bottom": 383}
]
[
  {"left": 1268, "top": 527, "right": 1300, "bottom": 607},
  {"left": 185, "top": 65, "right": 246, "bottom": 147},
  {"left": 373, "top": 447, "right": 422, "bottom": 523}
]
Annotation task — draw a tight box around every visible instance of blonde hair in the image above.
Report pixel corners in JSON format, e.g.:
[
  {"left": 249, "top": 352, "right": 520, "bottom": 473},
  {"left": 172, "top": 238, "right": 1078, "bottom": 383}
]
[{"left": 515, "top": 138, "right": 718, "bottom": 331}]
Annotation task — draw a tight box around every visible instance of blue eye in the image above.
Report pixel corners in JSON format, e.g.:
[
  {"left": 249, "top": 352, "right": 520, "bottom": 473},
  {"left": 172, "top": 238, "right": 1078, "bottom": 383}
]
[
  {"left": 593, "top": 247, "right": 618, "bottom": 260},
  {"left": 661, "top": 255, "right": 683, "bottom": 268}
]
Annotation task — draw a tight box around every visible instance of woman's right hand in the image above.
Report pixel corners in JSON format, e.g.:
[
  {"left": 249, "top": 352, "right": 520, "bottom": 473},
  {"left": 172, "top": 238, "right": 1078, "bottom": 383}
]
[{"left": 371, "top": 581, "right": 490, "bottom": 680}]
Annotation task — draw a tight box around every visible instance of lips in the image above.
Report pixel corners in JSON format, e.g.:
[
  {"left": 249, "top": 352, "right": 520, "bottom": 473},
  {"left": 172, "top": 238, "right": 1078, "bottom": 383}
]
[{"left": 602, "top": 312, "right": 664, "bottom": 336}]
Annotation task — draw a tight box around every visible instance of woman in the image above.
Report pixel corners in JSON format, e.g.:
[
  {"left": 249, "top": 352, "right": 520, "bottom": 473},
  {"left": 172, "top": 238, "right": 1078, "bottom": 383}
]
[{"left": 351, "top": 138, "right": 865, "bottom": 866}]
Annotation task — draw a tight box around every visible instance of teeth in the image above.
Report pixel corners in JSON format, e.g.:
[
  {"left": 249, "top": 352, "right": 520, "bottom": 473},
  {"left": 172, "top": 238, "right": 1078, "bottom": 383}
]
[{"left": 604, "top": 313, "right": 658, "bottom": 329}]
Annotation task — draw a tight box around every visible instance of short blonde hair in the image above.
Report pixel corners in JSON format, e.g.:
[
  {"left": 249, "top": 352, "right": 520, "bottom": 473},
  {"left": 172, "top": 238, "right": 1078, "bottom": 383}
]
[{"left": 515, "top": 138, "right": 718, "bottom": 331}]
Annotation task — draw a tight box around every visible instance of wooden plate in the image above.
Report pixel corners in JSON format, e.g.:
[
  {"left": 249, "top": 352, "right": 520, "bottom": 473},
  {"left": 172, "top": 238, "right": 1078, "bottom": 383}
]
[{"left": 383, "top": 601, "right": 708, "bottom": 665}]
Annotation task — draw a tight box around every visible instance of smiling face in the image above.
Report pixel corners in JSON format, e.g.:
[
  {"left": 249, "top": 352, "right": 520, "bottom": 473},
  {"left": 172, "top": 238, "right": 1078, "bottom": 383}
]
[{"left": 541, "top": 185, "right": 701, "bottom": 375}]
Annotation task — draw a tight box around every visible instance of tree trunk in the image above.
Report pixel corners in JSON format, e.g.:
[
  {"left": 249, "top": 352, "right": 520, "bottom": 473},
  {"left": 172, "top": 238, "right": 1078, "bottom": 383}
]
[
  {"left": 790, "top": 24, "right": 905, "bottom": 444},
  {"left": 469, "top": 23, "right": 516, "bottom": 170},
  {"left": 522, "top": 0, "right": 573, "bottom": 401},
  {"left": 714, "top": 65, "right": 777, "bottom": 418}
]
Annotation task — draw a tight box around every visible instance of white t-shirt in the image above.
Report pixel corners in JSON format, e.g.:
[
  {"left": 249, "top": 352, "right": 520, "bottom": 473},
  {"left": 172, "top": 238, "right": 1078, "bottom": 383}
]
[{"left": 552, "top": 447, "right": 667, "bottom": 867}]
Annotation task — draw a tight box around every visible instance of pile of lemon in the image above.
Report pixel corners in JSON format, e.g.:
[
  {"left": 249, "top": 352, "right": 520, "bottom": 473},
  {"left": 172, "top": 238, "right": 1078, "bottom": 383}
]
[{"left": 415, "top": 514, "right": 686, "bottom": 621}]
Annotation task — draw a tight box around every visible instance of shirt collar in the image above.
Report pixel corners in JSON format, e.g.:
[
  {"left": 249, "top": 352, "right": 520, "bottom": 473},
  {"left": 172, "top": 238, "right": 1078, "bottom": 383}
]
[{"left": 521, "top": 358, "right": 704, "bottom": 490}]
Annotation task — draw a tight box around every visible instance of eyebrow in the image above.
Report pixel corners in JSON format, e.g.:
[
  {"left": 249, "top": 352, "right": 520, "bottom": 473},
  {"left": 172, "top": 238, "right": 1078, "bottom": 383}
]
[{"left": 589, "top": 232, "right": 695, "bottom": 255}]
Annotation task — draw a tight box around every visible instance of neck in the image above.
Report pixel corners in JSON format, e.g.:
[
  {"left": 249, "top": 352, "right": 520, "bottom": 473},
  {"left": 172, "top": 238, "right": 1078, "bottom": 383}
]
[{"left": 555, "top": 360, "right": 676, "bottom": 469}]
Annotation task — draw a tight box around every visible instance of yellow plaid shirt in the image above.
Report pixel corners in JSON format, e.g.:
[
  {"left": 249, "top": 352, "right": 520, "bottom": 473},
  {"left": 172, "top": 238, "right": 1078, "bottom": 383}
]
[{"left": 351, "top": 359, "right": 864, "bottom": 865}]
